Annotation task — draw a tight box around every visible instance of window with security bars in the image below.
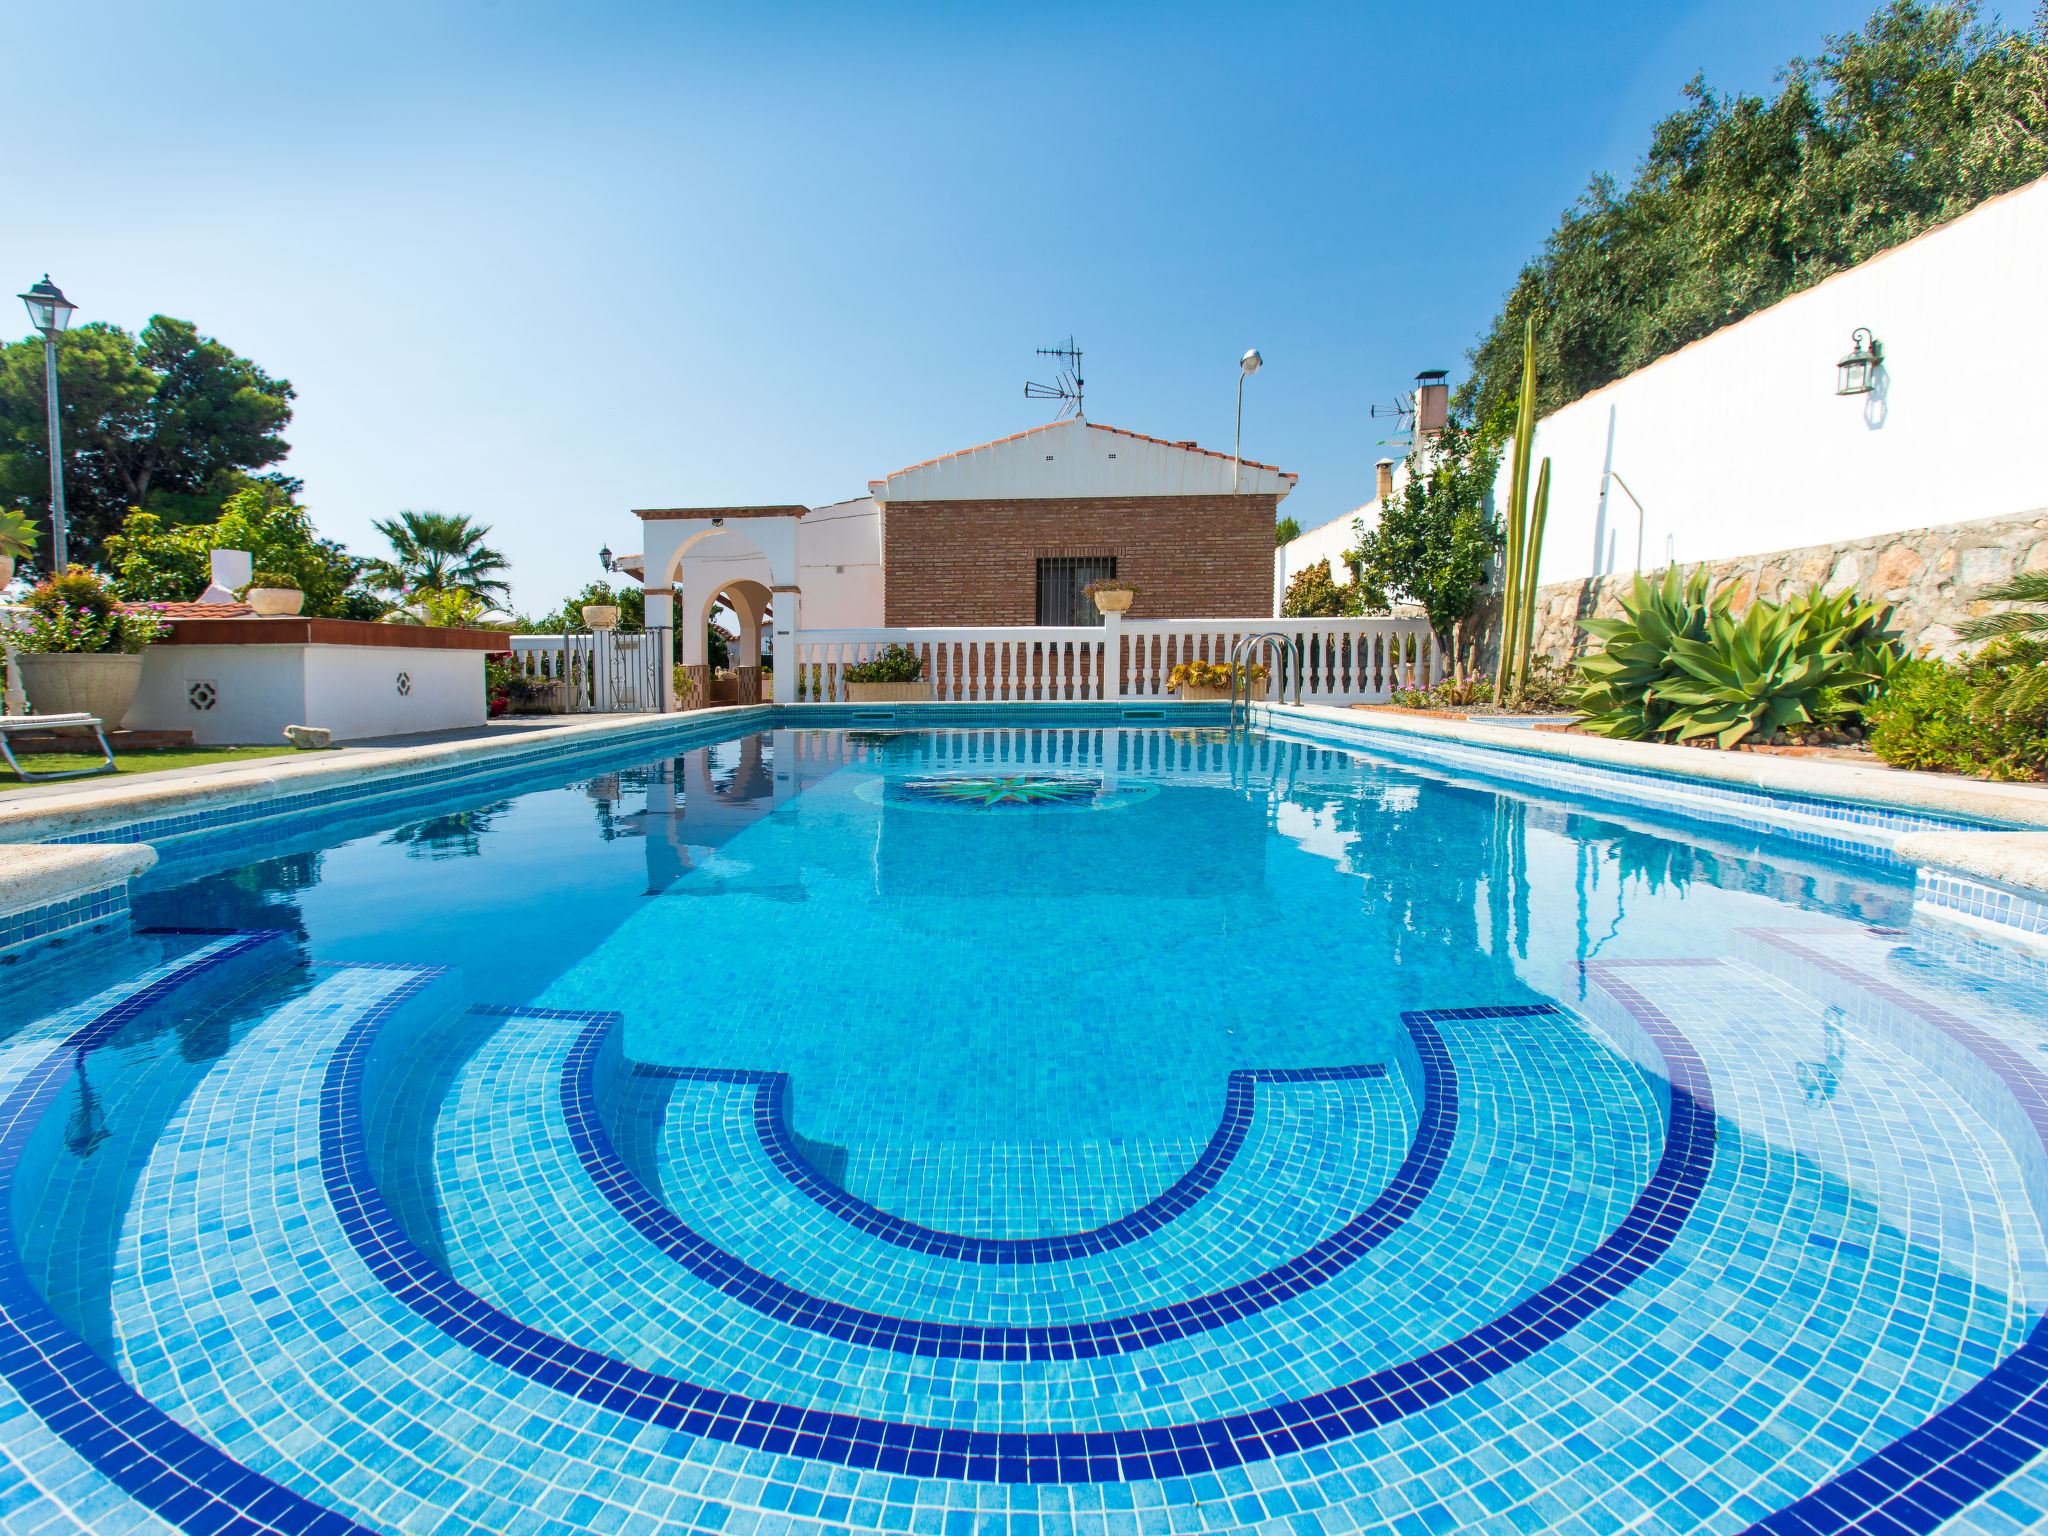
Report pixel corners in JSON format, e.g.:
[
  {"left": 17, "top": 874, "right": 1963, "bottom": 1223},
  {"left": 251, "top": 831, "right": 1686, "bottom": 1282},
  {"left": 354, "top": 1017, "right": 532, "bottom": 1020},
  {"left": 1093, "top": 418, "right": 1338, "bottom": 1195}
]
[{"left": 1036, "top": 556, "right": 1117, "bottom": 627}]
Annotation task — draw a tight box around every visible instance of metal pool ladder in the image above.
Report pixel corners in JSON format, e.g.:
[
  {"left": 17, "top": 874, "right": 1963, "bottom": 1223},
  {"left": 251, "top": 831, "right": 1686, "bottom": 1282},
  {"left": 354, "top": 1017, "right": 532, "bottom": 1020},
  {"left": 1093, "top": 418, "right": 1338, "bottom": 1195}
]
[{"left": 1229, "top": 631, "right": 1300, "bottom": 730}]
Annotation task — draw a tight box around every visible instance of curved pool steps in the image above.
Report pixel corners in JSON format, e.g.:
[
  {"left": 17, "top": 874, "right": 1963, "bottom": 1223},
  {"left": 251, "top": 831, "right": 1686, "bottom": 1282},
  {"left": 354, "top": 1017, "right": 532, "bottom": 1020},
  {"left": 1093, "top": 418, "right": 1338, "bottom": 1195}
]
[
  {"left": 6, "top": 934, "right": 2046, "bottom": 1533},
  {"left": 104, "top": 961, "right": 743, "bottom": 1536},
  {"left": 415, "top": 1000, "right": 1666, "bottom": 1426},
  {"left": 1580, "top": 952, "right": 2048, "bottom": 1535}
]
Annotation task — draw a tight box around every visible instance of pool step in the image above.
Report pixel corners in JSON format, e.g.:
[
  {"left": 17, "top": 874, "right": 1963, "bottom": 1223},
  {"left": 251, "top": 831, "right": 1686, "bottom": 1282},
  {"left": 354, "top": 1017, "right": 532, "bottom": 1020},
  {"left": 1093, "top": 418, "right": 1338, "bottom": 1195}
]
[
  {"left": 413, "top": 1002, "right": 1666, "bottom": 1428},
  {"left": 7, "top": 931, "right": 2048, "bottom": 1534}
]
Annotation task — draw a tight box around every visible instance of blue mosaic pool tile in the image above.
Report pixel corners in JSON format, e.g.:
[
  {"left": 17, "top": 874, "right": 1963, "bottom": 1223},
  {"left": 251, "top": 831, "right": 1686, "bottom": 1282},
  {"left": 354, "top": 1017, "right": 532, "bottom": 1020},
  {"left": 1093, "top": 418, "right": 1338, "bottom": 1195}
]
[
  {"left": 0, "top": 884, "right": 128, "bottom": 959},
  {"left": 1917, "top": 868, "right": 2048, "bottom": 943}
]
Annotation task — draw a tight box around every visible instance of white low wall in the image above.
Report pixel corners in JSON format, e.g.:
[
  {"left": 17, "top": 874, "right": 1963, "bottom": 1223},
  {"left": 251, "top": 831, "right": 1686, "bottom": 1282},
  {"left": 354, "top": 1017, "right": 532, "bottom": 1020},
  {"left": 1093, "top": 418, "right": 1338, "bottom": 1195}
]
[
  {"left": 129, "top": 644, "right": 484, "bottom": 745},
  {"left": 1515, "top": 173, "right": 2048, "bottom": 587}
]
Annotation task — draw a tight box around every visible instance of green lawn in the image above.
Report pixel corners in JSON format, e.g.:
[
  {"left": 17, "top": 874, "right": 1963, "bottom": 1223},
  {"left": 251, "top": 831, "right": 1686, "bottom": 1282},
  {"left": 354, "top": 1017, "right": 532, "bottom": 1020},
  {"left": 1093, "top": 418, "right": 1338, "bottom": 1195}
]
[{"left": 1, "top": 746, "right": 303, "bottom": 783}]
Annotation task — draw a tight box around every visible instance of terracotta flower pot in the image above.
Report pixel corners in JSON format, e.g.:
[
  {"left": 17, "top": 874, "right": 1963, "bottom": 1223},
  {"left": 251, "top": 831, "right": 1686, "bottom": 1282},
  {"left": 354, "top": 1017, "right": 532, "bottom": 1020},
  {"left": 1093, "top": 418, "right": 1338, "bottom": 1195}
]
[
  {"left": 20, "top": 652, "right": 146, "bottom": 726},
  {"left": 1091, "top": 588, "right": 1135, "bottom": 614},
  {"left": 246, "top": 587, "right": 304, "bottom": 616},
  {"left": 0, "top": 555, "right": 13, "bottom": 588}
]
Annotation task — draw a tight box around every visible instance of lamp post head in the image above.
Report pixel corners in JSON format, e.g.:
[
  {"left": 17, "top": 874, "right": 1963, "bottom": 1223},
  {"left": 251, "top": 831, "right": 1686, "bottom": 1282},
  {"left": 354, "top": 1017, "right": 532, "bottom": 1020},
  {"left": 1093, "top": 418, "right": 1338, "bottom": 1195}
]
[
  {"left": 599, "top": 544, "right": 613, "bottom": 572},
  {"left": 1240, "top": 348, "right": 1263, "bottom": 376},
  {"left": 18, "top": 276, "right": 75, "bottom": 337}
]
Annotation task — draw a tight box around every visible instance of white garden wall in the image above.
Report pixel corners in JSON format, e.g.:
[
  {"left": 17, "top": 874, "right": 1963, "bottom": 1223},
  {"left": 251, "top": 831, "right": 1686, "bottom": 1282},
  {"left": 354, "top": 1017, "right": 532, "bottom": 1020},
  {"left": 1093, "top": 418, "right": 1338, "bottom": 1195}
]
[
  {"left": 128, "top": 643, "right": 484, "bottom": 744},
  {"left": 1517, "top": 173, "right": 2048, "bottom": 587}
]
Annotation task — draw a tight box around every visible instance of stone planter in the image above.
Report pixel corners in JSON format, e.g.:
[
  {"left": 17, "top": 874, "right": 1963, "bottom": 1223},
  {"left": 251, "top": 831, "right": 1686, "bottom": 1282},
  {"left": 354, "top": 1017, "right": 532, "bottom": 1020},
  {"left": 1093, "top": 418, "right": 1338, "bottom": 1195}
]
[
  {"left": 846, "top": 681, "right": 934, "bottom": 703},
  {"left": 581, "top": 605, "right": 620, "bottom": 629},
  {"left": 1176, "top": 684, "right": 1235, "bottom": 702},
  {"left": 0, "top": 555, "right": 13, "bottom": 589},
  {"left": 20, "top": 652, "right": 146, "bottom": 726},
  {"left": 245, "top": 587, "right": 304, "bottom": 616},
  {"left": 508, "top": 681, "right": 564, "bottom": 715},
  {"left": 1090, "top": 588, "right": 1136, "bottom": 614}
]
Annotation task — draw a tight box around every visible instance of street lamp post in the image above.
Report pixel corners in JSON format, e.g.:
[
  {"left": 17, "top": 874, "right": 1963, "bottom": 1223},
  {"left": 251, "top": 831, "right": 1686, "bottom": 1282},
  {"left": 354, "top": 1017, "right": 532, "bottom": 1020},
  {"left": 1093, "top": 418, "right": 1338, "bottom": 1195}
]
[
  {"left": 18, "top": 276, "right": 77, "bottom": 573},
  {"left": 1233, "top": 348, "right": 1263, "bottom": 493}
]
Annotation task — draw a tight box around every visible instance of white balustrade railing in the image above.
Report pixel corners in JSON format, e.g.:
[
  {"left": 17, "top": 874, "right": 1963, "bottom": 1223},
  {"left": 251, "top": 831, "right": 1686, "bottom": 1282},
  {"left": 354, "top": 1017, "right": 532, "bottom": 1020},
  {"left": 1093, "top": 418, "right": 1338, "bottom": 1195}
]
[
  {"left": 783, "top": 627, "right": 1112, "bottom": 703},
  {"left": 509, "top": 631, "right": 666, "bottom": 712},
  {"left": 783, "top": 616, "right": 1440, "bottom": 705}
]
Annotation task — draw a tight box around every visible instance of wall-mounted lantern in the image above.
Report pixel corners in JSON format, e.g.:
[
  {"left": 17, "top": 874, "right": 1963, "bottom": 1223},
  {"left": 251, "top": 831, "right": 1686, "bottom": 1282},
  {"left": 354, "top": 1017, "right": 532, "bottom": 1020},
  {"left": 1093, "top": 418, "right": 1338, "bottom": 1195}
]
[
  {"left": 1835, "top": 329, "right": 1883, "bottom": 396},
  {"left": 598, "top": 544, "right": 613, "bottom": 572}
]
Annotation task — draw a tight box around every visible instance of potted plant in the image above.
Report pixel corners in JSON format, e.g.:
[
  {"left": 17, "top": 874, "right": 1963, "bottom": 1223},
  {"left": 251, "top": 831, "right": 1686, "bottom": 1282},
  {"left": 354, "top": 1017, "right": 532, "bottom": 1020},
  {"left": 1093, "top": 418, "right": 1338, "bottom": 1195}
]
[
  {"left": 841, "top": 643, "right": 932, "bottom": 702},
  {"left": 16, "top": 569, "right": 171, "bottom": 726},
  {"left": 582, "top": 604, "right": 620, "bottom": 629},
  {"left": 242, "top": 570, "right": 305, "bottom": 616},
  {"left": 0, "top": 508, "right": 38, "bottom": 590},
  {"left": 1085, "top": 577, "right": 1140, "bottom": 615},
  {"left": 1167, "top": 660, "right": 1267, "bottom": 702}
]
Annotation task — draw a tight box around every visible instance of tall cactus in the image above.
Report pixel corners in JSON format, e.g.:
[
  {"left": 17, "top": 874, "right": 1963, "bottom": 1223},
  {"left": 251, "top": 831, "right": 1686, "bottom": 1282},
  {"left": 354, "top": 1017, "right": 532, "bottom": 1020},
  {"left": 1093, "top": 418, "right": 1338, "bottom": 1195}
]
[
  {"left": 1513, "top": 456, "right": 1551, "bottom": 693},
  {"left": 1493, "top": 314, "right": 1539, "bottom": 705}
]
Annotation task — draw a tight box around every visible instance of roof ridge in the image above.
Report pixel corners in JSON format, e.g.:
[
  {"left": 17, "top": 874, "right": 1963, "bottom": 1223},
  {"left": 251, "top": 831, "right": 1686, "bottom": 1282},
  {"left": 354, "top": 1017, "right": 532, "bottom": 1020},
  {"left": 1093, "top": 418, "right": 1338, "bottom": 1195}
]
[{"left": 873, "top": 419, "right": 1292, "bottom": 483}]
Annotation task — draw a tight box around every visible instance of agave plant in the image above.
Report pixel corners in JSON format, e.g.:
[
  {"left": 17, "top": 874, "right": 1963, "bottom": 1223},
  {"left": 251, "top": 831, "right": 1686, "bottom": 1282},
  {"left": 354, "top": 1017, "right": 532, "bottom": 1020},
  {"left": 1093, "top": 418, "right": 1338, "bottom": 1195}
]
[
  {"left": 1653, "top": 602, "right": 1836, "bottom": 748},
  {"left": 1577, "top": 569, "right": 1901, "bottom": 745},
  {"left": 1573, "top": 567, "right": 1723, "bottom": 739}
]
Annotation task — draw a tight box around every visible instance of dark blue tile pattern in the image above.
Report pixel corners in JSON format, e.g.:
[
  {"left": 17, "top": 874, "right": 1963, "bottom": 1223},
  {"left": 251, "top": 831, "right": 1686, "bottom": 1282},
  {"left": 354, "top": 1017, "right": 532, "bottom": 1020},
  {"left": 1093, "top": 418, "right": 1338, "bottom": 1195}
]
[
  {"left": 1736, "top": 931, "right": 2048, "bottom": 1536},
  {"left": 638, "top": 1053, "right": 1388, "bottom": 1263},
  {"left": 324, "top": 994, "right": 1719, "bottom": 1482},
  {"left": 0, "top": 930, "right": 374, "bottom": 1536},
  {"left": 546, "top": 1005, "right": 1422, "bottom": 1359}
]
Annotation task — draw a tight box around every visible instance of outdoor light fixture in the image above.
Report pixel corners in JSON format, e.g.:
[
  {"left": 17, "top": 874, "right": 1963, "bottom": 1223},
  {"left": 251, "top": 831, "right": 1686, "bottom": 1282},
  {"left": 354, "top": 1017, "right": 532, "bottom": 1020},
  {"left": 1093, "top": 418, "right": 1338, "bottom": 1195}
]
[
  {"left": 17, "top": 275, "right": 76, "bottom": 570},
  {"left": 712, "top": 516, "right": 724, "bottom": 526},
  {"left": 1836, "top": 328, "right": 1883, "bottom": 396},
  {"left": 20, "top": 276, "right": 74, "bottom": 337},
  {"left": 599, "top": 545, "right": 613, "bottom": 572},
  {"left": 1234, "top": 349, "right": 1264, "bottom": 493}
]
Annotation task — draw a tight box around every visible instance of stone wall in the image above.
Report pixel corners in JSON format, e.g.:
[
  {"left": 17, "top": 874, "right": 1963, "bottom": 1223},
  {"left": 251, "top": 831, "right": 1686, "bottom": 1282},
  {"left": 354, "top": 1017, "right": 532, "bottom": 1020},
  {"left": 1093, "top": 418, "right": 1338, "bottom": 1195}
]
[{"left": 1524, "top": 510, "right": 2048, "bottom": 665}]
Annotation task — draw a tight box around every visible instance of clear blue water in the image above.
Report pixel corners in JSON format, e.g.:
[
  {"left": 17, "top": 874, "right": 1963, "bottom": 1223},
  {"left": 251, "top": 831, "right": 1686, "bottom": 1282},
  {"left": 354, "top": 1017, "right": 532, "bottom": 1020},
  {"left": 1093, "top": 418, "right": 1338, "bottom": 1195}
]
[{"left": 6, "top": 720, "right": 2045, "bottom": 1536}]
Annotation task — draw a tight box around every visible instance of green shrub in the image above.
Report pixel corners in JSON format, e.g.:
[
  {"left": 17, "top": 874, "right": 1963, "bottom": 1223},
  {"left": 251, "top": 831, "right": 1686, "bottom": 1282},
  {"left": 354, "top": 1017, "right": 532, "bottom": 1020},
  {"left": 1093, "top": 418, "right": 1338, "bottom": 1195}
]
[
  {"left": 841, "top": 644, "right": 924, "bottom": 684},
  {"left": 1867, "top": 642, "right": 2048, "bottom": 781},
  {"left": 245, "top": 570, "right": 301, "bottom": 591}
]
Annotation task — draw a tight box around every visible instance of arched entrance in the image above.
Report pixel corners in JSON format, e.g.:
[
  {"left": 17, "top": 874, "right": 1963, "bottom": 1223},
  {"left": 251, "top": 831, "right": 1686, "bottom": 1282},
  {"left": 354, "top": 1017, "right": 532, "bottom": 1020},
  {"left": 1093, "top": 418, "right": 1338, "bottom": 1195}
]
[{"left": 699, "top": 578, "right": 773, "bottom": 705}]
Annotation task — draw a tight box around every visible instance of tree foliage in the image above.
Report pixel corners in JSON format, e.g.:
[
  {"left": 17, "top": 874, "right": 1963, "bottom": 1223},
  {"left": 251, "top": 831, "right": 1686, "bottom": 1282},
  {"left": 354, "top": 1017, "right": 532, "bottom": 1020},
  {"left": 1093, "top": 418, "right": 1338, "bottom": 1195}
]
[
  {"left": 0, "top": 317, "right": 294, "bottom": 568},
  {"left": 105, "top": 484, "right": 372, "bottom": 618},
  {"left": 1282, "top": 557, "right": 1370, "bottom": 617},
  {"left": 516, "top": 580, "right": 647, "bottom": 633},
  {"left": 1458, "top": 2, "right": 2048, "bottom": 424},
  {"left": 1350, "top": 420, "right": 1502, "bottom": 657},
  {"left": 362, "top": 510, "right": 510, "bottom": 601}
]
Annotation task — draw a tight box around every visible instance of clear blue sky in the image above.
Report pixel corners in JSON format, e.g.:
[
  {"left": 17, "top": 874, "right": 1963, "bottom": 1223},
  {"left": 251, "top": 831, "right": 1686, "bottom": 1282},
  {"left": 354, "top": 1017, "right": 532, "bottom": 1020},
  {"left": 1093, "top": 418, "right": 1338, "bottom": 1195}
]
[{"left": 7, "top": 0, "right": 1879, "bottom": 614}]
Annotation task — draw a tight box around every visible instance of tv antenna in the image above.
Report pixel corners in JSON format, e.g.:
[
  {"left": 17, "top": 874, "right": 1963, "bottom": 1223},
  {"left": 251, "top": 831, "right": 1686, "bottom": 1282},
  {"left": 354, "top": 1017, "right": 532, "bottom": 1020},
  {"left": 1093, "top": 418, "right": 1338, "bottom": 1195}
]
[
  {"left": 1369, "top": 388, "right": 1415, "bottom": 448},
  {"left": 1024, "top": 338, "right": 1084, "bottom": 420}
]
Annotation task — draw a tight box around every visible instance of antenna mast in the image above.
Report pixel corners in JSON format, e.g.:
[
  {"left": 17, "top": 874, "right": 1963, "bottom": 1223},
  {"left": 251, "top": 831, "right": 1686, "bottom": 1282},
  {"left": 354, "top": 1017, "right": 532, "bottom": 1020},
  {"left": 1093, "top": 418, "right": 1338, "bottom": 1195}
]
[{"left": 1024, "top": 338, "right": 1084, "bottom": 420}]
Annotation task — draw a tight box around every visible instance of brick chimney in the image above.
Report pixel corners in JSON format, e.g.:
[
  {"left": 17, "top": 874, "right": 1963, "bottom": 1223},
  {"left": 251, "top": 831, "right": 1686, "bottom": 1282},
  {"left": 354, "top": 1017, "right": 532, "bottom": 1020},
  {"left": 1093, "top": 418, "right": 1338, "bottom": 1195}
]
[
  {"left": 1414, "top": 370, "right": 1449, "bottom": 437},
  {"left": 1375, "top": 459, "right": 1395, "bottom": 502}
]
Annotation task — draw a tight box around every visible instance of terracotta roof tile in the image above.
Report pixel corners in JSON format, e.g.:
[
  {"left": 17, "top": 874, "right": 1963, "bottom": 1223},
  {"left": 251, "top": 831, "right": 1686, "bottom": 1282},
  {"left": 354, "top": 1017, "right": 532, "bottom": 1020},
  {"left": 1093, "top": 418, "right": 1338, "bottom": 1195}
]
[{"left": 119, "top": 601, "right": 255, "bottom": 619}]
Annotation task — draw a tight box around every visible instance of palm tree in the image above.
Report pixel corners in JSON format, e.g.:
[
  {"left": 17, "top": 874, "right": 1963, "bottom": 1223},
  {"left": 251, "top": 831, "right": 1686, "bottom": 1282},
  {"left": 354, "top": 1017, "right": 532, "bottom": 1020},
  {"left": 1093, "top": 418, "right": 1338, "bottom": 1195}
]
[
  {"left": 363, "top": 511, "right": 510, "bottom": 601},
  {"left": 1958, "top": 571, "right": 2048, "bottom": 714}
]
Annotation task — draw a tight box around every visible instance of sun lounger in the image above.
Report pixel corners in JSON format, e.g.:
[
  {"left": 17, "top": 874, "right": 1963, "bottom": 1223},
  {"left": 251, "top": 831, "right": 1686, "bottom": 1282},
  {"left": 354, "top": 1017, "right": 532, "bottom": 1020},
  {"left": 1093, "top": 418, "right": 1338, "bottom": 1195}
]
[{"left": 0, "top": 713, "right": 116, "bottom": 781}]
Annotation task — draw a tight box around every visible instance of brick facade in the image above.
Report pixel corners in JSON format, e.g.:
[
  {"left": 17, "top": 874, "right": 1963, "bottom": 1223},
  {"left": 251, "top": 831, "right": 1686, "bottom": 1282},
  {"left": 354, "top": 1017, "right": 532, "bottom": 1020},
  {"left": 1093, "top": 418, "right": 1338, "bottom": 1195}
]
[{"left": 880, "top": 495, "right": 1280, "bottom": 626}]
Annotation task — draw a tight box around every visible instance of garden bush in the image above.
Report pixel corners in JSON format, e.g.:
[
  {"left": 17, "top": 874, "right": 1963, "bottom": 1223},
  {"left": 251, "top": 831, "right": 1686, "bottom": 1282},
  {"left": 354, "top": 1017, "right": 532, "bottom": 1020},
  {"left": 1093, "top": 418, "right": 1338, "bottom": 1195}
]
[
  {"left": 841, "top": 644, "right": 924, "bottom": 684},
  {"left": 1869, "top": 641, "right": 2048, "bottom": 781}
]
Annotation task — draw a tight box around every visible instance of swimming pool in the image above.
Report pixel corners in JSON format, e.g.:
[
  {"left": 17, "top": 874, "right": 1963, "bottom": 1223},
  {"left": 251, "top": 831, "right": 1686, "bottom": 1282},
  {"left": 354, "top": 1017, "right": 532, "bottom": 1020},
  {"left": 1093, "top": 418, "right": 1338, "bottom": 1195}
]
[{"left": 4, "top": 718, "right": 2046, "bottom": 1535}]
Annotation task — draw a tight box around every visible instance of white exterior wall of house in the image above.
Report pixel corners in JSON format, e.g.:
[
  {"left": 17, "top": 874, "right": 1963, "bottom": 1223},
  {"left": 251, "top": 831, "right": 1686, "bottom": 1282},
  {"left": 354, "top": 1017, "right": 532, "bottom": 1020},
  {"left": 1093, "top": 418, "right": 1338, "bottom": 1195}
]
[
  {"left": 794, "top": 497, "right": 884, "bottom": 628},
  {"left": 1275, "top": 461, "right": 1413, "bottom": 612},
  {"left": 1514, "top": 172, "right": 2048, "bottom": 587}
]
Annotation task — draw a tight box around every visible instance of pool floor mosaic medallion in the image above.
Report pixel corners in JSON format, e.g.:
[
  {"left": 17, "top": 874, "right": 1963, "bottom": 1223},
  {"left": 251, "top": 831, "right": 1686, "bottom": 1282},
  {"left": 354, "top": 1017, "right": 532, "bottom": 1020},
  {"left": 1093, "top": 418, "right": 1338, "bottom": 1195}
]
[
  {"left": 7, "top": 725, "right": 2048, "bottom": 1536},
  {"left": 856, "top": 772, "right": 1160, "bottom": 813}
]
